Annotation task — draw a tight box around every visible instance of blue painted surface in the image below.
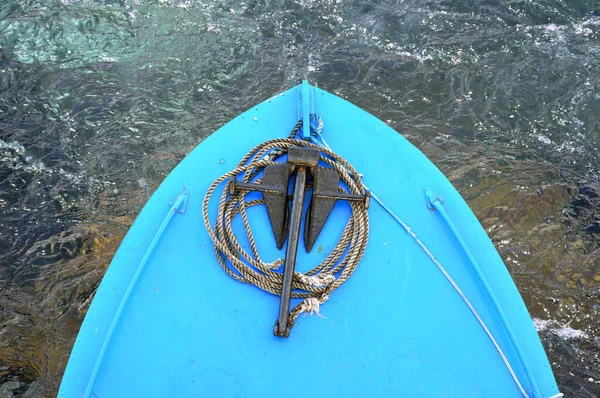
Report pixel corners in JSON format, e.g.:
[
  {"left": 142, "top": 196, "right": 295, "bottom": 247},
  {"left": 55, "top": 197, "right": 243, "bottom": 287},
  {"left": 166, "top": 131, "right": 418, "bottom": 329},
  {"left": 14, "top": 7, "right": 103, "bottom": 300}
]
[
  {"left": 59, "top": 84, "right": 560, "bottom": 397},
  {"left": 302, "top": 80, "right": 311, "bottom": 139}
]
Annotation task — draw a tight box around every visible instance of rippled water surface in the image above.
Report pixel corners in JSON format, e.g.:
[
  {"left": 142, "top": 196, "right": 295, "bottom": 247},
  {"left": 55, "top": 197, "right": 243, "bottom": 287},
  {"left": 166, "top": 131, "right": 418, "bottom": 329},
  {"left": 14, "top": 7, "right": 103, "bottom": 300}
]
[{"left": 1, "top": 0, "right": 599, "bottom": 396}]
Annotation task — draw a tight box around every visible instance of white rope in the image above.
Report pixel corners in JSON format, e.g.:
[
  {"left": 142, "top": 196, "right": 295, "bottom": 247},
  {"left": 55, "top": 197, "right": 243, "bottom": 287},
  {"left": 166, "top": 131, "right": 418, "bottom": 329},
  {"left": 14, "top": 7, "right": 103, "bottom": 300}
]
[{"left": 308, "top": 131, "right": 554, "bottom": 398}]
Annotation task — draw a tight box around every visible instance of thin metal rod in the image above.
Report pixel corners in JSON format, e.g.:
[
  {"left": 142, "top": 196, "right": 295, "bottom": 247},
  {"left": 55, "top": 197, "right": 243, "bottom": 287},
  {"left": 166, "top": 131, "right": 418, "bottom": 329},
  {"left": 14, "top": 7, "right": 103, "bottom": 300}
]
[
  {"left": 231, "top": 181, "right": 285, "bottom": 195},
  {"left": 314, "top": 192, "right": 369, "bottom": 202},
  {"left": 309, "top": 133, "right": 541, "bottom": 398},
  {"left": 275, "top": 166, "right": 307, "bottom": 337},
  {"left": 431, "top": 198, "right": 541, "bottom": 398}
]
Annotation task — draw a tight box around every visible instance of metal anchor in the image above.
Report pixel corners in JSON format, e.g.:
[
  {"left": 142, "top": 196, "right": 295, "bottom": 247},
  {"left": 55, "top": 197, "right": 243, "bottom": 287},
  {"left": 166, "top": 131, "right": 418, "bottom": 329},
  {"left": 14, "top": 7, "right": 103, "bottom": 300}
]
[{"left": 229, "top": 146, "right": 370, "bottom": 338}]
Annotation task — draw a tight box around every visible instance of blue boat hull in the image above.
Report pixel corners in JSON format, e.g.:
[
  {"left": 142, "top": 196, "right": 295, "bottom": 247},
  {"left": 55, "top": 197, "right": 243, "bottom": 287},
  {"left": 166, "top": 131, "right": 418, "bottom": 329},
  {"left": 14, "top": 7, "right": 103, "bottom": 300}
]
[{"left": 59, "top": 83, "right": 560, "bottom": 397}]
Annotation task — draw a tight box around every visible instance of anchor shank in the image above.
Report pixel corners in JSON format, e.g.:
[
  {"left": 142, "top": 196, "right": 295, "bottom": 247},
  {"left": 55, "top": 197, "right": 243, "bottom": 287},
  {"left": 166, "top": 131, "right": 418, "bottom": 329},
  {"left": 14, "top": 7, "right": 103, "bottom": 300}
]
[{"left": 275, "top": 166, "right": 307, "bottom": 338}]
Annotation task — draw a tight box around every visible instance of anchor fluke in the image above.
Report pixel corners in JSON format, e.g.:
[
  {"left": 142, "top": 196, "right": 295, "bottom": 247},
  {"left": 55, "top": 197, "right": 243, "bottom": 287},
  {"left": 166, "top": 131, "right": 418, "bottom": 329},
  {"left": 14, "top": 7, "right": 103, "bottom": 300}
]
[{"left": 305, "top": 167, "right": 339, "bottom": 253}]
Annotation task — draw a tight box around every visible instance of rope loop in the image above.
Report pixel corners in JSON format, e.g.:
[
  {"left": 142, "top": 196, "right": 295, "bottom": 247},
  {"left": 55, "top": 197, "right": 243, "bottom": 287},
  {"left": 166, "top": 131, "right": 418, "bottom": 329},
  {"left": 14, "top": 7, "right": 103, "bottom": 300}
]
[{"left": 202, "top": 133, "right": 369, "bottom": 331}]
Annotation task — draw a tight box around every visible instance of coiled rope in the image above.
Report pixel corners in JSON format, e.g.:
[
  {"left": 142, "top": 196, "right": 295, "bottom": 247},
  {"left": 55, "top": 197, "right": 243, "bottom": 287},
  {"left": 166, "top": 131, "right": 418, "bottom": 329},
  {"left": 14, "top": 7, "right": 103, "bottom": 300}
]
[{"left": 202, "top": 126, "right": 369, "bottom": 332}]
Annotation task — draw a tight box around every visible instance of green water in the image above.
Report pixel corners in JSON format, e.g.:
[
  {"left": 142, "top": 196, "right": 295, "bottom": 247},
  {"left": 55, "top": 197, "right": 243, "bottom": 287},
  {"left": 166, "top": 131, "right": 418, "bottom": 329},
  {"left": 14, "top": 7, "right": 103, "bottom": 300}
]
[{"left": 0, "top": 0, "right": 599, "bottom": 396}]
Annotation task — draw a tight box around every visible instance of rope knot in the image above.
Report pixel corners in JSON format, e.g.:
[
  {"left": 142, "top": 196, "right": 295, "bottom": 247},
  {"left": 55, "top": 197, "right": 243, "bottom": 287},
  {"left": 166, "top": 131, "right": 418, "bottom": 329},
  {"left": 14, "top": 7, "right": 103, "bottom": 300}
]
[{"left": 294, "top": 272, "right": 335, "bottom": 287}]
